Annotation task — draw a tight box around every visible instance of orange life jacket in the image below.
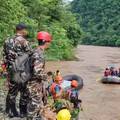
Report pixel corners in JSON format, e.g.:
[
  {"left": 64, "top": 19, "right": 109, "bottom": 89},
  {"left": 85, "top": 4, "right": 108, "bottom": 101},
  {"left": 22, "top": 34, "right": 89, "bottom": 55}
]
[{"left": 50, "top": 82, "right": 62, "bottom": 99}]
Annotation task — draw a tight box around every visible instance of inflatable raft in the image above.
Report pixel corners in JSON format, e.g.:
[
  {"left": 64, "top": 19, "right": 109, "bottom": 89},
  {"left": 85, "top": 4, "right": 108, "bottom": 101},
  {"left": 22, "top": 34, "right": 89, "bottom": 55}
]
[
  {"left": 101, "top": 76, "right": 120, "bottom": 84},
  {"left": 63, "top": 74, "right": 84, "bottom": 90}
]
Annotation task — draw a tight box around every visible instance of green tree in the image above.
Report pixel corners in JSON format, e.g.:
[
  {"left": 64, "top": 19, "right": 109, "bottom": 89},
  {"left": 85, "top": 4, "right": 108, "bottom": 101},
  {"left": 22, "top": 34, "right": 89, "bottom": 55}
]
[
  {"left": 71, "top": 0, "right": 120, "bottom": 46},
  {"left": 22, "top": 0, "right": 82, "bottom": 59},
  {"left": 22, "top": 0, "right": 82, "bottom": 46},
  {"left": 0, "top": 0, "right": 36, "bottom": 45},
  {"left": 0, "top": 0, "right": 82, "bottom": 60}
]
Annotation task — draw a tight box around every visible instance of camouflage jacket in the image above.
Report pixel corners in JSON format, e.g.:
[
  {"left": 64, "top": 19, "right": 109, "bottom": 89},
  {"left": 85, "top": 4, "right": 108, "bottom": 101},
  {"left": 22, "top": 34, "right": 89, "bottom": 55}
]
[
  {"left": 27, "top": 48, "right": 48, "bottom": 117},
  {"left": 3, "top": 34, "right": 31, "bottom": 65},
  {"left": 30, "top": 47, "right": 47, "bottom": 81}
]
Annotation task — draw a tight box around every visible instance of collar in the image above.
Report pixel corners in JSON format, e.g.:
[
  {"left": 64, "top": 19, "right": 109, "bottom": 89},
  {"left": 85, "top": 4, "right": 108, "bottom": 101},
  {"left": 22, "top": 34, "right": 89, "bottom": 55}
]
[{"left": 16, "top": 33, "right": 23, "bottom": 36}]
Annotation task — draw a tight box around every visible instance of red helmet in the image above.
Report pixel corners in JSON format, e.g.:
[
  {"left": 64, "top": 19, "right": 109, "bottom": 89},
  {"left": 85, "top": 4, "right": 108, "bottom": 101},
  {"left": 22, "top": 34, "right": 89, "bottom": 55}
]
[
  {"left": 71, "top": 80, "right": 78, "bottom": 88},
  {"left": 37, "top": 31, "right": 52, "bottom": 42}
]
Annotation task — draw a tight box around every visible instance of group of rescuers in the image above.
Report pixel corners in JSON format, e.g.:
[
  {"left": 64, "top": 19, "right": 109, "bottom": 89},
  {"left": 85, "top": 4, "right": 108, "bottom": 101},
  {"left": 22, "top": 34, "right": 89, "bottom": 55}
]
[
  {"left": 3, "top": 23, "right": 81, "bottom": 120},
  {"left": 104, "top": 66, "right": 120, "bottom": 77}
]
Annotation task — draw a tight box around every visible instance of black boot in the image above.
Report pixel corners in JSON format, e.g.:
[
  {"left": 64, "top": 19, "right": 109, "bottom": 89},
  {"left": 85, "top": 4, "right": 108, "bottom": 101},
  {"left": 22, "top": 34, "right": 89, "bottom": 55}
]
[
  {"left": 9, "top": 103, "right": 19, "bottom": 118},
  {"left": 5, "top": 95, "right": 10, "bottom": 115},
  {"left": 5, "top": 98, "right": 19, "bottom": 118},
  {"left": 5, "top": 102, "right": 10, "bottom": 115},
  {"left": 19, "top": 104, "right": 27, "bottom": 118}
]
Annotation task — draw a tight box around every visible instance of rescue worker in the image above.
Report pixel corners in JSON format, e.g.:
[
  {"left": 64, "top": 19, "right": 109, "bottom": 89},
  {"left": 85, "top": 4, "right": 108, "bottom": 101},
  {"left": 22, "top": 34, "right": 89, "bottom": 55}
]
[
  {"left": 50, "top": 71, "right": 63, "bottom": 100},
  {"left": 3, "top": 23, "right": 31, "bottom": 118},
  {"left": 118, "top": 68, "right": 120, "bottom": 77},
  {"left": 67, "top": 80, "right": 81, "bottom": 108},
  {"left": 104, "top": 68, "right": 111, "bottom": 77},
  {"left": 114, "top": 68, "right": 118, "bottom": 76},
  {"left": 27, "top": 31, "right": 52, "bottom": 119},
  {"left": 110, "top": 67, "right": 118, "bottom": 76}
]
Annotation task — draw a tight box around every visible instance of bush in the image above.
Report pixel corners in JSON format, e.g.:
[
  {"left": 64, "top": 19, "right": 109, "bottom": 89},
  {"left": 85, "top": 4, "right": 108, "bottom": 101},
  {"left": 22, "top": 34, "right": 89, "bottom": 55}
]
[
  {"left": 46, "top": 23, "right": 74, "bottom": 60},
  {"left": 115, "top": 39, "right": 120, "bottom": 47}
]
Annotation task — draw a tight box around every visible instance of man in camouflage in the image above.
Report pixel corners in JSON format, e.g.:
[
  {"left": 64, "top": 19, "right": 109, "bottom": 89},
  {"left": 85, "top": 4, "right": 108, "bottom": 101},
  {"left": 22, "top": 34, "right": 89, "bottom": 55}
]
[
  {"left": 3, "top": 23, "right": 31, "bottom": 118},
  {"left": 27, "top": 31, "right": 52, "bottom": 120}
]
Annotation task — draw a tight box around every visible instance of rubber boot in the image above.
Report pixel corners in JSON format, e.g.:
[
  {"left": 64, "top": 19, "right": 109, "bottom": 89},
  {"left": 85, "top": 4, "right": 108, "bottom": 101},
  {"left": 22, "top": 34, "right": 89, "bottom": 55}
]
[
  {"left": 5, "top": 101, "right": 10, "bottom": 115},
  {"left": 9, "top": 103, "right": 19, "bottom": 118},
  {"left": 19, "top": 104, "right": 27, "bottom": 118}
]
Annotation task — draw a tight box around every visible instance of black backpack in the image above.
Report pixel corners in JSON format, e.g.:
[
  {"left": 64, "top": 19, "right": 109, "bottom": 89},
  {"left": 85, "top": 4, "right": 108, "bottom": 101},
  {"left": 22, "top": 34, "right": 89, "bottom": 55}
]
[
  {"left": 12, "top": 53, "right": 32, "bottom": 83},
  {"left": 4, "top": 37, "right": 32, "bottom": 83}
]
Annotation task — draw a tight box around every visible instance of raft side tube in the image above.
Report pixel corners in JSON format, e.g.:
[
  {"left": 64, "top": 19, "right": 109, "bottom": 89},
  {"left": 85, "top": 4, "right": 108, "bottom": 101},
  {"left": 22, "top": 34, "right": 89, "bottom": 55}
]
[{"left": 101, "top": 76, "right": 120, "bottom": 84}]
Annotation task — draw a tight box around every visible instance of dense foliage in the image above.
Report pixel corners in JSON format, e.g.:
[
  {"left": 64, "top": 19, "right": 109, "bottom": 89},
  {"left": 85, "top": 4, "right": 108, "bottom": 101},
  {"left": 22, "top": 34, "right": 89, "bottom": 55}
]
[
  {"left": 22, "top": 0, "right": 81, "bottom": 60},
  {"left": 71, "top": 0, "right": 120, "bottom": 46},
  {"left": 0, "top": 0, "right": 36, "bottom": 44},
  {"left": 0, "top": 0, "right": 82, "bottom": 60}
]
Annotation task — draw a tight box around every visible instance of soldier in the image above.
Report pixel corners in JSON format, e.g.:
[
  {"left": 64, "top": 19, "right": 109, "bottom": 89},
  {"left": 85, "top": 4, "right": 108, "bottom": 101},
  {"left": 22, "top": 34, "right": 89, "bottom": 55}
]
[
  {"left": 3, "top": 23, "right": 31, "bottom": 118},
  {"left": 27, "top": 31, "right": 52, "bottom": 119}
]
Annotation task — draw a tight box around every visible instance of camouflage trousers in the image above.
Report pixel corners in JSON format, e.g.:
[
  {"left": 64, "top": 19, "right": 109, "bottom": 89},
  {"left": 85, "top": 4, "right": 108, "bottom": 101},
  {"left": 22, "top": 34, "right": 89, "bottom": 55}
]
[
  {"left": 27, "top": 81, "right": 48, "bottom": 120},
  {"left": 5, "top": 80, "right": 29, "bottom": 115}
]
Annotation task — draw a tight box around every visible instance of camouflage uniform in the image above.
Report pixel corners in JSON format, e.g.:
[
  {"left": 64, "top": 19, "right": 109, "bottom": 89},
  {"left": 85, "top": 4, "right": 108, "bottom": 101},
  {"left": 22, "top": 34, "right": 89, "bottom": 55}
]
[
  {"left": 3, "top": 34, "right": 31, "bottom": 116},
  {"left": 27, "top": 48, "right": 48, "bottom": 119}
]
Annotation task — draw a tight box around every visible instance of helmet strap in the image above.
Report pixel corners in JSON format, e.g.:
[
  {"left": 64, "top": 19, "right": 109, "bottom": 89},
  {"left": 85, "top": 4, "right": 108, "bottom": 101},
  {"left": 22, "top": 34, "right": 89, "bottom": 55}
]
[{"left": 38, "top": 40, "right": 46, "bottom": 46}]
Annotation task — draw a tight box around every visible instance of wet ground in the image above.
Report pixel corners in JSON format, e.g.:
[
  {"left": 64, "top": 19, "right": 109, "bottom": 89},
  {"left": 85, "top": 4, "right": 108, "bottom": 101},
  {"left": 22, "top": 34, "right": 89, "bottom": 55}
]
[
  {"left": 46, "top": 45, "right": 120, "bottom": 120},
  {"left": 1, "top": 45, "right": 120, "bottom": 120}
]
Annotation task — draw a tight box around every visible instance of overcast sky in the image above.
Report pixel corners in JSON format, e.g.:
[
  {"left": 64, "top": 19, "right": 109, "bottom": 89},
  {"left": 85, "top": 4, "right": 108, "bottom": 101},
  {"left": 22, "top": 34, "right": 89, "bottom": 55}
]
[{"left": 64, "top": 0, "right": 73, "bottom": 2}]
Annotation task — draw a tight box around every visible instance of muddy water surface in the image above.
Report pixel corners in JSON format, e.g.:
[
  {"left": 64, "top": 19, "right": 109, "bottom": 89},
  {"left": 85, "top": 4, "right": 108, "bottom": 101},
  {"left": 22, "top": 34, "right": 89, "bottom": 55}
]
[{"left": 47, "top": 45, "right": 120, "bottom": 120}]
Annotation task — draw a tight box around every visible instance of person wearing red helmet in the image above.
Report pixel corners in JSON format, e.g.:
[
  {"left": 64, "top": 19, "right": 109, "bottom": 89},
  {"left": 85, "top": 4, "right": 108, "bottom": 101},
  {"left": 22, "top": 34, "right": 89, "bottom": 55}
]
[{"left": 27, "top": 31, "right": 52, "bottom": 119}]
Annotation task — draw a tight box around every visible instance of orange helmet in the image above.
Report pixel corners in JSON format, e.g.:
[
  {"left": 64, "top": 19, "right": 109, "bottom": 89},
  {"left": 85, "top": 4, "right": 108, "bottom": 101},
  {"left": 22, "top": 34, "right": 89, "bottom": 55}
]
[{"left": 71, "top": 80, "right": 78, "bottom": 88}]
